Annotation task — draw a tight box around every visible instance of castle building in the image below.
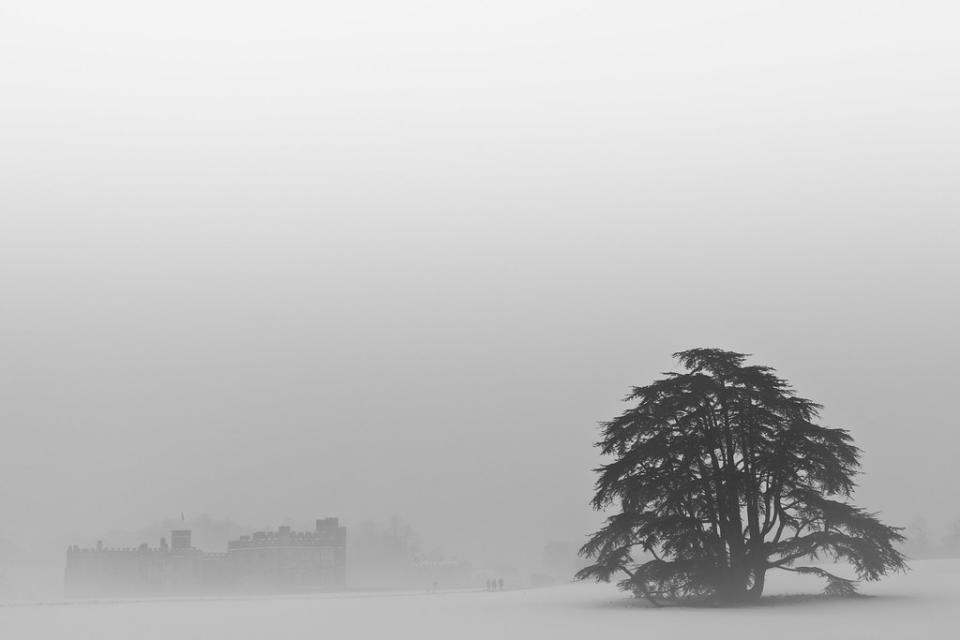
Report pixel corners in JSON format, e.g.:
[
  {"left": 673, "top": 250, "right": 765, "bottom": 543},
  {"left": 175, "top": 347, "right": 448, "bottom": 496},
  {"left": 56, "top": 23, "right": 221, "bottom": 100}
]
[{"left": 65, "top": 518, "right": 346, "bottom": 597}]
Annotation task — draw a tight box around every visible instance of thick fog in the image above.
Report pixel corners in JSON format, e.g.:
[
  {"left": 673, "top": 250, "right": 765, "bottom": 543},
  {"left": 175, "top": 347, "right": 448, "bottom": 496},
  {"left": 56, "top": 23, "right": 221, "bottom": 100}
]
[{"left": 1, "top": 0, "right": 959, "bottom": 596}]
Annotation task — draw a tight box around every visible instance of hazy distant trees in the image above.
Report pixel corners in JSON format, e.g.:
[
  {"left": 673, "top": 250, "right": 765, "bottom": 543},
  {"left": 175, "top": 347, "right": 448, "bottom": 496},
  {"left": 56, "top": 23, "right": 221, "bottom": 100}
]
[
  {"left": 901, "top": 516, "right": 960, "bottom": 558},
  {"left": 942, "top": 520, "right": 960, "bottom": 557},
  {"left": 578, "top": 349, "right": 907, "bottom": 605},
  {"left": 903, "top": 518, "right": 932, "bottom": 558},
  {"left": 538, "top": 541, "right": 592, "bottom": 585}
]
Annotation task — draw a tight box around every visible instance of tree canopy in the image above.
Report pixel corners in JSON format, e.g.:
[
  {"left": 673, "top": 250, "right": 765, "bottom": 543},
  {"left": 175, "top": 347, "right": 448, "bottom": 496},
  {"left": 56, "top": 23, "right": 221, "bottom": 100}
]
[{"left": 577, "top": 348, "right": 906, "bottom": 604}]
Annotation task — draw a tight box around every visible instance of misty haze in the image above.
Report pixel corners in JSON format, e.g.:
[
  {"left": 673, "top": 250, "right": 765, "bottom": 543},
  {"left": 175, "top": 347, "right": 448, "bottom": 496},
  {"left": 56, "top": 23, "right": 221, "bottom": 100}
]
[{"left": 1, "top": 1, "right": 959, "bottom": 638}]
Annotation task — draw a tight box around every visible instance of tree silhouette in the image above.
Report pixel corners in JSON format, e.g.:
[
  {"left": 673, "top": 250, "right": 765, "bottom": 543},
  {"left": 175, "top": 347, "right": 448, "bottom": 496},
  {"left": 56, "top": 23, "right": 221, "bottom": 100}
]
[{"left": 577, "top": 349, "right": 906, "bottom": 605}]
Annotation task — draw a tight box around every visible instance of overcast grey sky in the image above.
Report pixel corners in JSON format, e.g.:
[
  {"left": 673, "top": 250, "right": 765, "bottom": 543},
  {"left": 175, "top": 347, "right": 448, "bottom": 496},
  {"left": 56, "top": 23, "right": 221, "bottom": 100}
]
[{"left": 1, "top": 1, "right": 959, "bottom": 565}]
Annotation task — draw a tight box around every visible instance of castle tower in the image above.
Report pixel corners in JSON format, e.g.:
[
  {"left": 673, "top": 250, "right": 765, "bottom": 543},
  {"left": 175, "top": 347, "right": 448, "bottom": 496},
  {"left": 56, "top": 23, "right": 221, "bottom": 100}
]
[{"left": 171, "top": 529, "right": 192, "bottom": 552}]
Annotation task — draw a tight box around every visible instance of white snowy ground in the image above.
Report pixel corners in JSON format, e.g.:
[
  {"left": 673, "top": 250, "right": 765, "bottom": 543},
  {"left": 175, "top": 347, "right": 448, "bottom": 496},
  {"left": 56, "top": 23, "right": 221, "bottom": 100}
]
[{"left": 1, "top": 559, "right": 956, "bottom": 639}]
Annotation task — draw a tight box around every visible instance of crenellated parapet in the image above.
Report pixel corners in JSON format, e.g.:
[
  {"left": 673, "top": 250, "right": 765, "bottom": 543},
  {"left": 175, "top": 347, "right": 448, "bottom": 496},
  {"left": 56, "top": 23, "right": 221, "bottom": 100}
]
[
  {"left": 64, "top": 516, "right": 347, "bottom": 597},
  {"left": 227, "top": 518, "right": 346, "bottom": 550}
]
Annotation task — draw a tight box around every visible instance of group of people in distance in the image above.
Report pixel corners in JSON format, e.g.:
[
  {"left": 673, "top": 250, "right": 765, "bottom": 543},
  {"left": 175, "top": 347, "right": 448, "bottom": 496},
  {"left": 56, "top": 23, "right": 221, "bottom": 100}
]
[{"left": 485, "top": 578, "right": 504, "bottom": 591}]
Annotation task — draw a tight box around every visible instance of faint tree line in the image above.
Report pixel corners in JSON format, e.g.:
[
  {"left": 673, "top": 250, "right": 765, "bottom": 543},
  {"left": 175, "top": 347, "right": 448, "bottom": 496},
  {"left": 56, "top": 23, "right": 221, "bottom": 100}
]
[{"left": 902, "top": 517, "right": 960, "bottom": 558}]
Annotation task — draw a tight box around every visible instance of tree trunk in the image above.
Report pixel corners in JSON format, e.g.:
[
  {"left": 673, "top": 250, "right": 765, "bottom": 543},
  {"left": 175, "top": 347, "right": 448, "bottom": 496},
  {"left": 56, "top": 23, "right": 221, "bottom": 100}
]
[
  {"left": 747, "top": 567, "right": 766, "bottom": 599},
  {"left": 715, "top": 565, "right": 765, "bottom": 604},
  {"left": 714, "top": 566, "right": 750, "bottom": 604}
]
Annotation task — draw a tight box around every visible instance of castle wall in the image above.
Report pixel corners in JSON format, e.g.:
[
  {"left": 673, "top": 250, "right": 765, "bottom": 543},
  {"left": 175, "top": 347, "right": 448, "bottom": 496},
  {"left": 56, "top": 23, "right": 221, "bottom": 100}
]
[{"left": 64, "top": 518, "right": 347, "bottom": 597}]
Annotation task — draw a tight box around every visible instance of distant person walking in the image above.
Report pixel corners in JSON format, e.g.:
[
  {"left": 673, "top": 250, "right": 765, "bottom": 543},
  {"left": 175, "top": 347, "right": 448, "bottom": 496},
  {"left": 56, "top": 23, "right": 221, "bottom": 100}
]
[{"left": 497, "top": 578, "right": 504, "bottom": 591}]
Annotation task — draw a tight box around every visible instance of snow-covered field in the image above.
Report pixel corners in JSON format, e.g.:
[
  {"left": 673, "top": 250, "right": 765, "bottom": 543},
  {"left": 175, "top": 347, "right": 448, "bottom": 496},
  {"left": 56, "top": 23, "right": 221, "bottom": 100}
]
[{"left": 1, "top": 559, "right": 955, "bottom": 639}]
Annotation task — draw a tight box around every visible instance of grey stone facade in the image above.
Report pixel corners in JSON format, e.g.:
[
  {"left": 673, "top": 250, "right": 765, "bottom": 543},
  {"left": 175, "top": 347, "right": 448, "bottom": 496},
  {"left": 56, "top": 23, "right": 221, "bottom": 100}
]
[{"left": 65, "top": 518, "right": 346, "bottom": 597}]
